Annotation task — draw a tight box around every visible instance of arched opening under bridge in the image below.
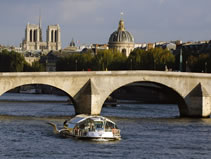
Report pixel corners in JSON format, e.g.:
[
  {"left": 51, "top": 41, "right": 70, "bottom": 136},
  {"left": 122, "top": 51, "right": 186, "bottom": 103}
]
[
  {"left": 101, "top": 81, "right": 187, "bottom": 118},
  {"left": 0, "top": 84, "right": 76, "bottom": 117}
]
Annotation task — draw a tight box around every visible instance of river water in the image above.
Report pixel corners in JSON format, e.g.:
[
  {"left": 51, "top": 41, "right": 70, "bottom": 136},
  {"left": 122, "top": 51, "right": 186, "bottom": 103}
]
[{"left": 0, "top": 93, "right": 211, "bottom": 159}]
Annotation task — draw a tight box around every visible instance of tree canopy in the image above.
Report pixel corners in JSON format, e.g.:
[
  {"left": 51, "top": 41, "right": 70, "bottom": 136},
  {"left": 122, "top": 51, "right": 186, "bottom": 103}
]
[
  {"left": 129, "top": 48, "right": 175, "bottom": 71},
  {"left": 0, "top": 50, "right": 45, "bottom": 72},
  {"left": 56, "top": 48, "right": 175, "bottom": 71}
]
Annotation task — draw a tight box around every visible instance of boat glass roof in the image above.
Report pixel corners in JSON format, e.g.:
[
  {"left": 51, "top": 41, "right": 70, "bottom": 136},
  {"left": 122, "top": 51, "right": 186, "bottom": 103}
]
[{"left": 67, "top": 115, "right": 116, "bottom": 126}]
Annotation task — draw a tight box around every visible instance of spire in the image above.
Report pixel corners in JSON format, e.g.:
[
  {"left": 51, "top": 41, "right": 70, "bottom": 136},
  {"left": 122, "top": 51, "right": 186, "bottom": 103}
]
[
  {"left": 70, "top": 38, "right": 76, "bottom": 47},
  {"left": 39, "top": 10, "right": 43, "bottom": 42},
  {"left": 118, "top": 19, "right": 125, "bottom": 31},
  {"left": 39, "top": 9, "right": 42, "bottom": 28},
  {"left": 39, "top": 15, "right": 42, "bottom": 28},
  {"left": 118, "top": 12, "right": 125, "bottom": 31},
  {"left": 120, "top": 12, "right": 124, "bottom": 20}
]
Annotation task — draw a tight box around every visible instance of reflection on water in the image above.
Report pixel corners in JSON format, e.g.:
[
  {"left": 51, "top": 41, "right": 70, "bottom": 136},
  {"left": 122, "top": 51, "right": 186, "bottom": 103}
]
[{"left": 0, "top": 93, "right": 211, "bottom": 159}]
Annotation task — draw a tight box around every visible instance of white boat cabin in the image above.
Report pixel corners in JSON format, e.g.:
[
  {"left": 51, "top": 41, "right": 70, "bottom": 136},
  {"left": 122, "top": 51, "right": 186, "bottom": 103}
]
[{"left": 64, "top": 114, "right": 121, "bottom": 140}]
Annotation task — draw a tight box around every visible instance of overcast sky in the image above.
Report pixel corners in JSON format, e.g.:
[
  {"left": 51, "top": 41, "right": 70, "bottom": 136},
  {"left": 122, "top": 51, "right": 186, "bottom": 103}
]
[{"left": 0, "top": 0, "right": 211, "bottom": 48}]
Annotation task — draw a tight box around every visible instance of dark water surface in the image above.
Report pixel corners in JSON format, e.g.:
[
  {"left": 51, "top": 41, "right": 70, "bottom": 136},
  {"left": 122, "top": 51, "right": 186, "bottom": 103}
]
[{"left": 0, "top": 93, "right": 211, "bottom": 159}]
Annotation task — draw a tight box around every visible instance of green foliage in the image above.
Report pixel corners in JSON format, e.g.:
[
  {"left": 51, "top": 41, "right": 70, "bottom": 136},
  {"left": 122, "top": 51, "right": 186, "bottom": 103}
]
[
  {"left": 56, "top": 53, "right": 85, "bottom": 71},
  {"left": 93, "top": 49, "right": 124, "bottom": 70},
  {"left": 56, "top": 48, "right": 175, "bottom": 71},
  {"left": 0, "top": 50, "right": 25, "bottom": 72},
  {"left": 56, "top": 49, "right": 127, "bottom": 71},
  {"left": 110, "top": 50, "right": 127, "bottom": 70},
  {"left": 31, "top": 61, "right": 45, "bottom": 72},
  {"left": 187, "top": 53, "right": 210, "bottom": 72},
  {"left": 0, "top": 48, "right": 176, "bottom": 72},
  {"left": 129, "top": 48, "right": 175, "bottom": 70},
  {"left": 23, "top": 62, "right": 34, "bottom": 72},
  {"left": 152, "top": 48, "right": 175, "bottom": 70},
  {"left": 0, "top": 50, "right": 46, "bottom": 72}
]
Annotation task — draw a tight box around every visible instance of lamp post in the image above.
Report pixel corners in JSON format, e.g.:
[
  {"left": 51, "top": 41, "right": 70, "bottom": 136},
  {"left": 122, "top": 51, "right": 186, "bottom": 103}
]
[
  {"left": 130, "top": 58, "right": 132, "bottom": 70},
  {"left": 205, "top": 62, "right": 207, "bottom": 73},
  {"left": 75, "top": 59, "right": 78, "bottom": 71},
  {"left": 185, "top": 60, "right": 188, "bottom": 72},
  {"left": 179, "top": 48, "right": 183, "bottom": 72},
  {"left": 102, "top": 62, "right": 104, "bottom": 71},
  {"left": 154, "top": 59, "right": 156, "bottom": 70}
]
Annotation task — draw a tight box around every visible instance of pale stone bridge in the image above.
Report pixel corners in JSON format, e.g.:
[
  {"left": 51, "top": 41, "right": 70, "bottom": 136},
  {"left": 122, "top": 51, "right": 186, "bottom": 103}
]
[{"left": 0, "top": 71, "right": 211, "bottom": 118}]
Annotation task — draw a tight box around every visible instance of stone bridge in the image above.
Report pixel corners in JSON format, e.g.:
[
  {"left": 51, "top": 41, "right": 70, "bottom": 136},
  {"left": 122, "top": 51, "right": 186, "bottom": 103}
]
[{"left": 0, "top": 71, "right": 211, "bottom": 118}]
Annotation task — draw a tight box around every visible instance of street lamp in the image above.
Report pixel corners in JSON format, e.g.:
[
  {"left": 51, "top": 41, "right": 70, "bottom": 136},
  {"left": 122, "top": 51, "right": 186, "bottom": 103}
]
[
  {"left": 130, "top": 58, "right": 132, "bottom": 70},
  {"left": 185, "top": 60, "right": 188, "bottom": 72},
  {"left": 179, "top": 48, "right": 183, "bottom": 72},
  {"left": 154, "top": 59, "right": 156, "bottom": 70},
  {"left": 205, "top": 62, "right": 207, "bottom": 73},
  {"left": 75, "top": 59, "right": 78, "bottom": 71}
]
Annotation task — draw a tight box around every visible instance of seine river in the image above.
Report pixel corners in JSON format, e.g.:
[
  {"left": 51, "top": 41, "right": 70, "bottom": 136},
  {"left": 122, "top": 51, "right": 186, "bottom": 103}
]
[{"left": 0, "top": 93, "right": 211, "bottom": 159}]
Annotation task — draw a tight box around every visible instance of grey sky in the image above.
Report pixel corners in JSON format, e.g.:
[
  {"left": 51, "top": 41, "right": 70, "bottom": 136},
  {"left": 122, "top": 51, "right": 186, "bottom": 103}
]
[{"left": 0, "top": 0, "right": 211, "bottom": 48}]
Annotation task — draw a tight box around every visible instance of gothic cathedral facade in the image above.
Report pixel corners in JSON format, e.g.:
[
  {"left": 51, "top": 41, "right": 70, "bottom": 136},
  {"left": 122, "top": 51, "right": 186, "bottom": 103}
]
[{"left": 22, "top": 22, "right": 61, "bottom": 52}]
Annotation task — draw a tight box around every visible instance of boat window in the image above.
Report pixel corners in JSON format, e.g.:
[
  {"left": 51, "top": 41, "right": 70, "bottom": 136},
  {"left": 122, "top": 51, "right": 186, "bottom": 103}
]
[
  {"left": 94, "top": 121, "right": 103, "bottom": 129},
  {"left": 68, "top": 123, "right": 75, "bottom": 129},
  {"left": 70, "top": 117, "right": 85, "bottom": 124},
  {"left": 105, "top": 121, "right": 115, "bottom": 129},
  {"left": 79, "top": 123, "right": 85, "bottom": 129}
]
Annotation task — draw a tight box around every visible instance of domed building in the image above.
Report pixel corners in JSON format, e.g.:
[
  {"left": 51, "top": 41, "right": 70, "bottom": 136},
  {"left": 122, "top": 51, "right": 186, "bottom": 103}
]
[
  {"left": 63, "top": 38, "right": 77, "bottom": 52},
  {"left": 108, "top": 19, "right": 135, "bottom": 56}
]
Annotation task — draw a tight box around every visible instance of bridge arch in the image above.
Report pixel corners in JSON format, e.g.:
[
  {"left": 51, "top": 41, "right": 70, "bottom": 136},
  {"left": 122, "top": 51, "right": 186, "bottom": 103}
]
[
  {"left": 0, "top": 74, "right": 82, "bottom": 98},
  {"left": 98, "top": 80, "right": 188, "bottom": 117},
  {"left": 0, "top": 82, "right": 72, "bottom": 97},
  {"left": 0, "top": 83, "right": 78, "bottom": 114}
]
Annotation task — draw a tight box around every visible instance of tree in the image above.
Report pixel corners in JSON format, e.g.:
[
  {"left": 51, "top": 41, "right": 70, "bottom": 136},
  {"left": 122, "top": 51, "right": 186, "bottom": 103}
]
[
  {"left": 129, "top": 48, "right": 175, "bottom": 70},
  {"left": 110, "top": 50, "right": 127, "bottom": 70},
  {"left": 187, "top": 53, "right": 209, "bottom": 72},
  {"left": 93, "top": 49, "right": 114, "bottom": 71},
  {"left": 79, "top": 52, "right": 95, "bottom": 71},
  {"left": 0, "top": 50, "right": 26, "bottom": 72},
  {"left": 31, "top": 61, "right": 45, "bottom": 72}
]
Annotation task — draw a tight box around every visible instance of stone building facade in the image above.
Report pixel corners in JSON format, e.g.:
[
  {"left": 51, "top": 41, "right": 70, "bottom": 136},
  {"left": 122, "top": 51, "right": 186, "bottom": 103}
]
[{"left": 22, "top": 23, "right": 61, "bottom": 52}]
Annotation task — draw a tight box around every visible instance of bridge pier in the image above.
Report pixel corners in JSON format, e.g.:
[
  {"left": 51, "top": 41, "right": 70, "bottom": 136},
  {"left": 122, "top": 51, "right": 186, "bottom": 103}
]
[
  {"left": 184, "top": 83, "right": 211, "bottom": 118},
  {"left": 73, "top": 79, "right": 102, "bottom": 115}
]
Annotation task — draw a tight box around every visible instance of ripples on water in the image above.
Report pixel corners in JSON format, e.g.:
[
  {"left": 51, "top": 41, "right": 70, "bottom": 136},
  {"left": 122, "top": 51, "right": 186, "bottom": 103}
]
[{"left": 0, "top": 93, "right": 211, "bottom": 159}]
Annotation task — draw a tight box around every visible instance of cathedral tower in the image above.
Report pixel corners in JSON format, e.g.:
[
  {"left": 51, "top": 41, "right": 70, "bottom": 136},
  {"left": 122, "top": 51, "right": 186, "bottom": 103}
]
[
  {"left": 46, "top": 24, "right": 61, "bottom": 51},
  {"left": 23, "top": 23, "right": 41, "bottom": 50}
]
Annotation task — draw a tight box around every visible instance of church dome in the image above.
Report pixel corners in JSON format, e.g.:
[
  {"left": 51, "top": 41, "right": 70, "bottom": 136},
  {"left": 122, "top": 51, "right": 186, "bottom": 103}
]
[{"left": 109, "top": 19, "right": 134, "bottom": 44}]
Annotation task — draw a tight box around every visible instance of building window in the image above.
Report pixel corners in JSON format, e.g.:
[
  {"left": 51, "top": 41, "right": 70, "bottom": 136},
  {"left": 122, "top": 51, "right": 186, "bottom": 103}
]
[
  {"left": 55, "top": 30, "right": 57, "bottom": 42},
  {"left": 51, "top": 30, "right": 54, "bottom": 42},
  {"left": 34, "top": 30, "right": 37, "bottom": 42},
  {"left": 30, "top": 30, "right": 33, "bottom": 42},
  {"left": 122, "top": 48, "right": 126, "bottom": 55}
]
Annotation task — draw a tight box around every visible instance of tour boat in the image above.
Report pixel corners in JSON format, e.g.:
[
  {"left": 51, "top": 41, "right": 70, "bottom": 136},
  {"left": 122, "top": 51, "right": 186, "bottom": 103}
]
[{"left": 48, "top": 114, "right": 121, "bottom": 141}]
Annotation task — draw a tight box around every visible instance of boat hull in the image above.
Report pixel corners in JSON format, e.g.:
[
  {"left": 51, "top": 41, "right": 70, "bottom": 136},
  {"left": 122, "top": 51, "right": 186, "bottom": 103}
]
[
  {"left": 76, "top": 136, "right": 121, "bottom": 141},
  {"left": 58, "top": 133, "right": 120, "bottom": 141}
]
